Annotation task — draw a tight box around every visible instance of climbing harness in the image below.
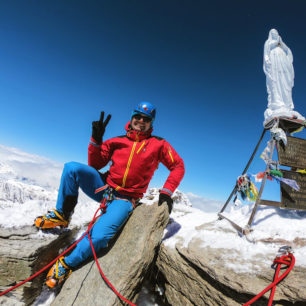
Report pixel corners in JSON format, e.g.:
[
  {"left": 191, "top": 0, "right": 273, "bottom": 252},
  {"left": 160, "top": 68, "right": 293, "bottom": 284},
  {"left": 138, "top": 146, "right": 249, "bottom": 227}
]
[
  {"left": 0, "top": 186, "right": 137, "bottom": 306},
  {"left": 95, "top": 184, "right": 139, "bottom": 209},
  {"left": 243, "top": 246, "right": 295, "bottom": 306}
]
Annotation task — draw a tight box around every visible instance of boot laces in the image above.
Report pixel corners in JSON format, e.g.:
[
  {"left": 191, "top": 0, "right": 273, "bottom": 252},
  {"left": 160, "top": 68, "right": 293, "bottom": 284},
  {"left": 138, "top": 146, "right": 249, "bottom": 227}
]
[
  {"left": 45, "top": 210, "right": 57, "bottom": 219},
  {"left": 57, "top": 261, "right": 68, "bottom": 278}
]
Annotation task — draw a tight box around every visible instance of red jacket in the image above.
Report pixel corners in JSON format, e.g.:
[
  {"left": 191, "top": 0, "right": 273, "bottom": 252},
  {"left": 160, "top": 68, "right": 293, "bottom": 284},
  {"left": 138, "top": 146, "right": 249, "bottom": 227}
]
[{"left": 88, "top": 122, "right": 185, "bottom": 198}]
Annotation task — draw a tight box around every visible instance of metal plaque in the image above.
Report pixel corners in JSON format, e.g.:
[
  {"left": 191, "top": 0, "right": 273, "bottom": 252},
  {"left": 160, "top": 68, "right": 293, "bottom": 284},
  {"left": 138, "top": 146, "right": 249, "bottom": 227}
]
[
  {"left": 281, "top": 170, "right": 306, "bottom": 210},
  {"left": 277, "top": 136, "right": 306, "bottom": 169}
]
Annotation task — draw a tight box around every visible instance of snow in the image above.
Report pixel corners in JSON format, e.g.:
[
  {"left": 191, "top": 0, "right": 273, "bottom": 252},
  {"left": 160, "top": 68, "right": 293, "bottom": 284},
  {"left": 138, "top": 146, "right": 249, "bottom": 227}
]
[
  {"left": 142, "top": 187, "right": 306, "bottom": 272},
  {"left": 0, "top": 145, "right": 101, "bottom": 227},
  {"left": 160, "top": 201, "right": 306, "bottom": 271},
  {"left": 1, "top": 144, "right": 306, "bottom": 303},
  {"left": 263, "top": 109, "right": 305, "bottom": 127}
]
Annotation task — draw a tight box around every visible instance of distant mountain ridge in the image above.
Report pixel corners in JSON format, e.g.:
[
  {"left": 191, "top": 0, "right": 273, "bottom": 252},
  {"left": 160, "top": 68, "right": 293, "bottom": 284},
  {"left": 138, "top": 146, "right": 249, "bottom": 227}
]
[
  {"left": 0, "top": 153, "right": 58, "bottom": 205},
  {"left": 0, "top": 144, "right": 63, "bottom": 189},
  {"left": 0, "top": 177, "right": 56, "bottom": 204}
]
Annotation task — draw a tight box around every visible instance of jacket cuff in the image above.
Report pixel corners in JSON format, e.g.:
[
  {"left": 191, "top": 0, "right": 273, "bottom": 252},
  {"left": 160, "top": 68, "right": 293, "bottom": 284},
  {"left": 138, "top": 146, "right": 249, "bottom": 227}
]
[
  {"left": 160, "top": 188, "right": 173, "bottom": 197},
  {"left": 90, "top": 137, "right": 101, "bottom": 147}
]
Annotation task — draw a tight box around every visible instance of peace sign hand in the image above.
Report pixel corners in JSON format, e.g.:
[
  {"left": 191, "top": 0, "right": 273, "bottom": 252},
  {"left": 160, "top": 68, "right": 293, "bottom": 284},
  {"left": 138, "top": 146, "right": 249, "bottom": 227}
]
[{"left": 92, "top": 111, "right": 112, "bottom": 144}]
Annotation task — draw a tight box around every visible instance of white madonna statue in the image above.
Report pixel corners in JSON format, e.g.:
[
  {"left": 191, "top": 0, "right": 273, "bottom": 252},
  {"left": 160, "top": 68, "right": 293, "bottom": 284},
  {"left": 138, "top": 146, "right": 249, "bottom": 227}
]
[{"left": 263, "top": 29, "right": 304, "bottom": 126}]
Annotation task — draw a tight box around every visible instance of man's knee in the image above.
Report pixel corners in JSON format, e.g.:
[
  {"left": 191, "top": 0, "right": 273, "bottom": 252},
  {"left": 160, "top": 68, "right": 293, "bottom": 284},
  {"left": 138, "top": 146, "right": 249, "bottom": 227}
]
[
  {"left": 63, "top": 161, "right": 82, "bottom": 176},
  {"left": 91, "top": 236, "right": 109, "bottom": 250}
]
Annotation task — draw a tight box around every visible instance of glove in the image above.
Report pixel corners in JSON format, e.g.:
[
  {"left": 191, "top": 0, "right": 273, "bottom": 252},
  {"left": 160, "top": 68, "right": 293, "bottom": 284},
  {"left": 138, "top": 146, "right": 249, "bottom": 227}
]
[
  {"left": 92, "top": 111, "right": 111, "bottom": 144},
  {"left": 158, "top": 192, "right": 173, "bottom": 214}
]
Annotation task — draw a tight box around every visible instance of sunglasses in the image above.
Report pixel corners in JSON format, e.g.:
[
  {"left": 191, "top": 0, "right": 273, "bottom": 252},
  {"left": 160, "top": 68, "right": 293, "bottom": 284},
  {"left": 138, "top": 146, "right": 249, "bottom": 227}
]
[{"left": 133, "top": 114, "right": 152, "bottom": 123}]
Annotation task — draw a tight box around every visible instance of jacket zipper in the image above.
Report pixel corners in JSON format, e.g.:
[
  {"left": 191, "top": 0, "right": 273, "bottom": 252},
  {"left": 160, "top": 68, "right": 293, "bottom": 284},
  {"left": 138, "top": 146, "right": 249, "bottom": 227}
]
[{"left": 122, "top": 134, "right": 139, "bottom": 188}]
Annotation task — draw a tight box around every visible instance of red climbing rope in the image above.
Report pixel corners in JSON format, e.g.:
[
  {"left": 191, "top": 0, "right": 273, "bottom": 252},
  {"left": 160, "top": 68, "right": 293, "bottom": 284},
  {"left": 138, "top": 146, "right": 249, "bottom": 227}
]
[
  {"left": 243, "top": 248, "right": 295, "bottom": 306},
  {"left": 88, "top": 228, "right": 136, "bottom": 306},
  {"left": 0, "top": 198, "right": 136, "bottom": 306}
]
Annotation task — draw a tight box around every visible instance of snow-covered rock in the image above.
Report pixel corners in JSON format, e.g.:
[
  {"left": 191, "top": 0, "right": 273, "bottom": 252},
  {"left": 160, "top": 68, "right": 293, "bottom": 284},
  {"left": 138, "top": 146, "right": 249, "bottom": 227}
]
[
  {"left": 142, "top": 187, "right": 192, "bottom": 207},
  {"left": 0, "top": 225, "right": 79, "bottom": 305},
  {"left": 0, "top": 178, "right": 56, "bottom": 204},
  {"left": 157, "top": 204, "right": 306, "bottom": 305},
  {"left": 157, "top": 239, "right": 306, "bottom": 305}
]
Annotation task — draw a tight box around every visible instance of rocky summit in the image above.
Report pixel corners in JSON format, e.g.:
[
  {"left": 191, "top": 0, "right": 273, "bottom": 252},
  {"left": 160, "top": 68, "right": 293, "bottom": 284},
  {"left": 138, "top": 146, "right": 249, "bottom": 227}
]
[
  {"left": 156, "top": 240, "right": 306, "bottom": 305},
  {"left": 0, "top": 225, "right": 79, "bottom": 305},
  {"left": 0, "top": 170, "right": 305, "bottom": 306},
  {"left": 51, "top": 202, "right": 169, "bottom": 305},
  {"left": 0, "top": 199, "right": 169, "bottom": 305}
]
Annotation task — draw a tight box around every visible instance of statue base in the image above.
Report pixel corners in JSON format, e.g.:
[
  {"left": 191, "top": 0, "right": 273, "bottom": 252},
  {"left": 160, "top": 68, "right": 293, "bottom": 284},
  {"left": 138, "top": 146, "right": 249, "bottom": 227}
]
[{"left": 264, "top": 108, "right": 305, "bottom": 128}]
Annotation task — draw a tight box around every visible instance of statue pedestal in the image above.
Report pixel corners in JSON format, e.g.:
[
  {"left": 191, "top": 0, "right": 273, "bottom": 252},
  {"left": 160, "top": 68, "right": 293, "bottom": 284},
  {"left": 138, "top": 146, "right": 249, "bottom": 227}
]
[{"left": 264, "top": 113, "right": 305, "bottom": 129}]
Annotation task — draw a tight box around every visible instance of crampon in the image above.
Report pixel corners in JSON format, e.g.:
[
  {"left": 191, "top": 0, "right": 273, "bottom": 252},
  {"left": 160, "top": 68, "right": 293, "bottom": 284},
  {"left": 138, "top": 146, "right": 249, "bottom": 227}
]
[{"left": 34, "top": 209, "right": 69, "bottom": 229}]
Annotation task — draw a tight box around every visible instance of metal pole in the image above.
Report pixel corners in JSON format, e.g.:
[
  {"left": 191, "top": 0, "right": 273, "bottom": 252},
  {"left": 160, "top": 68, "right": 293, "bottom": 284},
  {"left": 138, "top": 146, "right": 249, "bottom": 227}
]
[
  {"left": 241, "top": 128, "right": 267, "bottom": 175},
  {"left": 246, "top": 138, "right": 276, "bottom": 228},
  {"left": 219, "top": 128, "right": 267, "bottom": 214}
]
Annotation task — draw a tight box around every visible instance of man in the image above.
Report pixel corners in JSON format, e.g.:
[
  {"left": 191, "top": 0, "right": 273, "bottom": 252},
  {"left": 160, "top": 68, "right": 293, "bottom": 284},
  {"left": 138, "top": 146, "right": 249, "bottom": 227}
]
[{"left": 34, "top": 102, "right": 185, "bottom": 288}]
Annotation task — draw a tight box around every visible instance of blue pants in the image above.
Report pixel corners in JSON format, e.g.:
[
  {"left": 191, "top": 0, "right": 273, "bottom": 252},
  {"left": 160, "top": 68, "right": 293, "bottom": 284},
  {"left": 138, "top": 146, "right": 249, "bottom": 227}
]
[{"left": 55, "top": 162, "right": 134, "bottom": 268}]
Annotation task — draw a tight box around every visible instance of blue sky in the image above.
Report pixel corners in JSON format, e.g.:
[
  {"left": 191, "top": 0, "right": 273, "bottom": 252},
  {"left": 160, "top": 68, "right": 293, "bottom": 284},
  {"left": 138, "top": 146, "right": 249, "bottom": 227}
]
[{"left": 0, "top": 1, "right": 305, "bottom": 203}]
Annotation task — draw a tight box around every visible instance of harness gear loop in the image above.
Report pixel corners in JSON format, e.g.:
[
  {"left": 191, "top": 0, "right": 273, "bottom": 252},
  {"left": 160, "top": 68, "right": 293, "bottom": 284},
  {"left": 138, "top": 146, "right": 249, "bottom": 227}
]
[{"left": 94, "top": 184, "right": 115, "bottom": 213}]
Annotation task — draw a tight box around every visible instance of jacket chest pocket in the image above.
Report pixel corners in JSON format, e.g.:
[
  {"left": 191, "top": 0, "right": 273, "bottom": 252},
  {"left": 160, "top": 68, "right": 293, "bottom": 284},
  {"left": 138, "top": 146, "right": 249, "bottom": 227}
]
[
  {"left": 136, "top": 141, "right": 146, "bottom": 155},
  {"left": 136, "top": 143, "right": 156, "bottom": 166}
]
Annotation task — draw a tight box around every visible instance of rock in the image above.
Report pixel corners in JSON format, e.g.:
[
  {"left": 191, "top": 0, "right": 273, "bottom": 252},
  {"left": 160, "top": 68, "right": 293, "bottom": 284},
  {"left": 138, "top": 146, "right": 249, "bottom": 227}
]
[
  {"left": 0, "top": 295, "right": 24, "bottom": 306},
  {"left": 0, "top": 226, "right": 78, "bottom": 305},
  {"left": 156, "top": 239, "right": 306, "bottom": 305},
  {"left": 52, "top": 202, "right": 169, "bottom": 305}
]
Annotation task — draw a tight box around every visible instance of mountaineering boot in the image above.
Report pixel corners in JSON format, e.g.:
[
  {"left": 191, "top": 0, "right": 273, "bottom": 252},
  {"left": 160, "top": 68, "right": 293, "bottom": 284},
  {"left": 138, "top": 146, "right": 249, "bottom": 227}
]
[
  {"left": 46, "top": 256, "right": 72, "bottom": 288},
  {"left": 34, "top": 209, "right": 69, "bottom": 229}
]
